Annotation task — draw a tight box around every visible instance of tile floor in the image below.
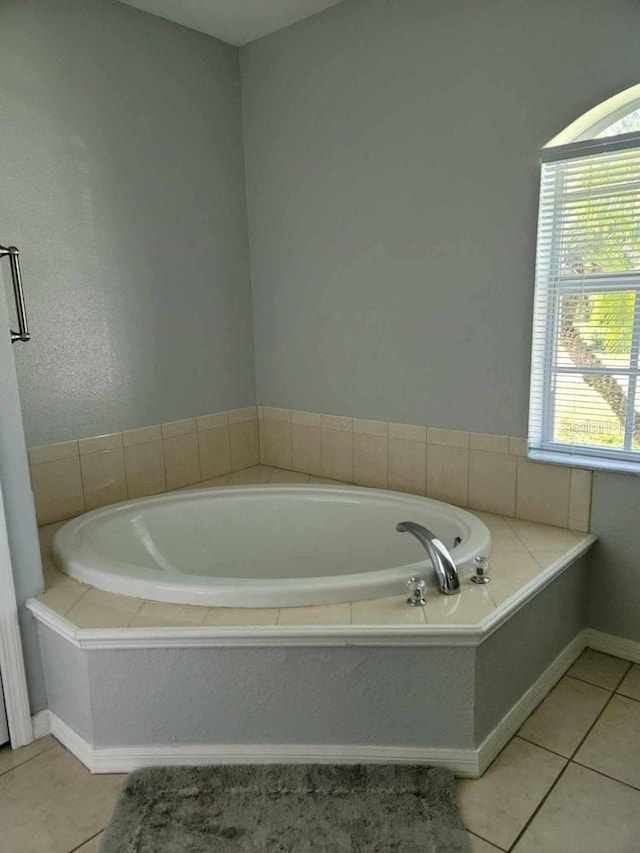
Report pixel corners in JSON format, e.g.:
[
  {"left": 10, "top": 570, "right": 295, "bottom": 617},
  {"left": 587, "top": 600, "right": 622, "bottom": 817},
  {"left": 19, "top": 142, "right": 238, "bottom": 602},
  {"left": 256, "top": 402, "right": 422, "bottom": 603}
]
[{"left": 0, "top": 649, "right": 638, "bottom": 852}]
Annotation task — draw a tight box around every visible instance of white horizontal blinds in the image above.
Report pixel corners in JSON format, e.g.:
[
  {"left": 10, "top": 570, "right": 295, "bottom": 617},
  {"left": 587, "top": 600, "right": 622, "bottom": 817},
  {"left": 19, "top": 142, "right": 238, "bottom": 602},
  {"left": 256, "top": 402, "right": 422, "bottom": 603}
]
[{"left": 530, "top": 140, "right": 640, "bottom": 467}]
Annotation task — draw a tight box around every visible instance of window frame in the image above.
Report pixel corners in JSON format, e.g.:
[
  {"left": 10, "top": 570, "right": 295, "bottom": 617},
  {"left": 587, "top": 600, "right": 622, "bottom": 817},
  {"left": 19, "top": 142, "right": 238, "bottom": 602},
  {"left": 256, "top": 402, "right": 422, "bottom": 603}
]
[{"left": 528, "top": 129, "right": 640, "bottom": 474}]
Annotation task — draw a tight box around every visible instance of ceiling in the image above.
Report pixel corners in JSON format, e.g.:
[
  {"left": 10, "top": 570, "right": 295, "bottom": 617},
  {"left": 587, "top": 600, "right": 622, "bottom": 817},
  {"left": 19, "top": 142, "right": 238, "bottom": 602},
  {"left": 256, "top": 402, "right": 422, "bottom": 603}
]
[{"left": 118, "top": 0, "right": 346, "bottom": 46}]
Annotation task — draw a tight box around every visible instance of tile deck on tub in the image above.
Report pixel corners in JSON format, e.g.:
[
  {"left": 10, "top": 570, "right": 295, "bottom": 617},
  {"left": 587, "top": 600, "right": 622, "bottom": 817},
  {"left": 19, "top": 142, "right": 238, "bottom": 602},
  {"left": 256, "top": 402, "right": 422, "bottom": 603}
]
[{"left": 35, "top": 466, "right": 595, "bottom": 633}]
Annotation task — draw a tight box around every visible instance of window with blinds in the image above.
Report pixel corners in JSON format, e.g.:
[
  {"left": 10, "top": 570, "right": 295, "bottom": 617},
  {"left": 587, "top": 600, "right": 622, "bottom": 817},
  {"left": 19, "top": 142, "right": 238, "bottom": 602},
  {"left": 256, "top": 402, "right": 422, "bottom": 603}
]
[{"left": 529, "top": 125, "right": 640, "bottom": 473}]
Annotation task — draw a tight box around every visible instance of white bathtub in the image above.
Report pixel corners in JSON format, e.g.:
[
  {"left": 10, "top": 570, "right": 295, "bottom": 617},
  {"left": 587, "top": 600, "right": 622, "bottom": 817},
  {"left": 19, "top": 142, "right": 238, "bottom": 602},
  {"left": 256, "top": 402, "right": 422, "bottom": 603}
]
[{"left": 52, "top": 485, "right": 491, "bottom": 607}]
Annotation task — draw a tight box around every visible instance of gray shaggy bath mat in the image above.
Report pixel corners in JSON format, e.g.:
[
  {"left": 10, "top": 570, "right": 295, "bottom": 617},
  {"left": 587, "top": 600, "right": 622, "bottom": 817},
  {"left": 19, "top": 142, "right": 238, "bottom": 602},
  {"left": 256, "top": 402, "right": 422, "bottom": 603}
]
[{"left": 99, "top": 764, "right": 470, "bottom": 852}]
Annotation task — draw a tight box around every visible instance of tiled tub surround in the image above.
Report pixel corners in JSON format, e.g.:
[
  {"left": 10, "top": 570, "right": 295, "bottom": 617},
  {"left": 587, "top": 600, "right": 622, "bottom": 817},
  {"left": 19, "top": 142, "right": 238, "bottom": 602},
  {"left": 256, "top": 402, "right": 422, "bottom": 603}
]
[
  {"left": 29, "top": 404, "right": 593, "bottom": 531},
  {"left": 258, "top": 408, "right": 592, "bottom": 532},
  {"left": 35, "top": 466, "right": 594, "bottom": 631},
  {"left": 28, "top": 407, "right": 260, "bottom": 525}
]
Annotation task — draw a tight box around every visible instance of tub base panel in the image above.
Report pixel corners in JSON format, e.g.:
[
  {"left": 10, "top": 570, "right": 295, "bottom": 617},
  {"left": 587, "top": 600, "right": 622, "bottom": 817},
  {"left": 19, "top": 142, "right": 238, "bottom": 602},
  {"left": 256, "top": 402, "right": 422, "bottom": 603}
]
[{"left": 31, "top": 557, "right": 589, "bottom": 778}]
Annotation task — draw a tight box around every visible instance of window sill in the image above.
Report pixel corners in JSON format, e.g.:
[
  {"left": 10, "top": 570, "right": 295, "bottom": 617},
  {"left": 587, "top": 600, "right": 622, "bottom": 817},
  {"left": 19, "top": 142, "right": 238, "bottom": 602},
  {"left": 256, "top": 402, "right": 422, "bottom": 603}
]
[{"left": 528, "top": 448, "right": 640, "bottom": 475}]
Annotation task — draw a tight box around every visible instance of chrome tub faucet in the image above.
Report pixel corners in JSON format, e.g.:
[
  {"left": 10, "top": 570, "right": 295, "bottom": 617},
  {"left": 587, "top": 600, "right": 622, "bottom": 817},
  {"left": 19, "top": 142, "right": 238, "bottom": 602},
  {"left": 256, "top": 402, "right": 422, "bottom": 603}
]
[{"left": 396, "top": 521, "right": 461, "bottom": 596}]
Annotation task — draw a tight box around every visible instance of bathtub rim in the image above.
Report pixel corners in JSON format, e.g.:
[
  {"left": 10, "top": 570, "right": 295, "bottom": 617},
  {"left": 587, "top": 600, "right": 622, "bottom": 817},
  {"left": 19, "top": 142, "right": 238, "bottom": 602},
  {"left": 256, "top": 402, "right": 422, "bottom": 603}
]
[{"left": 51, "top": 483, "right": 492, "bottom": 608}]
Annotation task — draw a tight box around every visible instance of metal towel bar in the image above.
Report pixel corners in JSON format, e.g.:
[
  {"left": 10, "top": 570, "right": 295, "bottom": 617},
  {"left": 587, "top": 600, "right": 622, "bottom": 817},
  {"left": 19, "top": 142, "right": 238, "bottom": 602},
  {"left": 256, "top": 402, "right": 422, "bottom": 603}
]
[{"left": 0, "top": 245, "right": 31, "bottom": 343}]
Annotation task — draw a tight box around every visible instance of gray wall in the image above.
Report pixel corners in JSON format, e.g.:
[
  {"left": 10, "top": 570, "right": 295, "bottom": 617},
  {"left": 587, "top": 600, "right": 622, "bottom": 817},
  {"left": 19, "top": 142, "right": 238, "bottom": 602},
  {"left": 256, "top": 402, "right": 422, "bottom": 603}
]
[
  {"left": 589, "top": 472, "right": 640, "bottom": 643},
  {"left": 241, "top": 0, "right": 639, "bottom": 436},
  {"left": 38, "top": 625, "right": 93, "bottom": 742},
  {"left": 240, "top": 0, "right": 640, "bottom": 642},
  {"left": 89, "top": 646, "right": 475, "bottom": 748},
  {"left": 476, "top": 558, "right": 588, "bottom": 743},
  {"left": 0, "top": 0, "right": 255, "bottom": 447}
]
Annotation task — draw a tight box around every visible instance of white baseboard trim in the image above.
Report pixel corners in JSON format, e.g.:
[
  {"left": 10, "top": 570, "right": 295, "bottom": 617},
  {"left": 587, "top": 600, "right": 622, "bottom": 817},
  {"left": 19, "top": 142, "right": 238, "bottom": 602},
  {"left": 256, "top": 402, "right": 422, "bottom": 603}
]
[
  {"left": 31, "top": 710, "right": 51, "bottom": 740},
  {"left": 476, "top": 630, "right": 588, "bottom": 775},
  {"left": 47, "top": 713, "right": 481, "bottom": 777},
  {"left": 586, "top": 629, "right": 640, "bottom": 663}
]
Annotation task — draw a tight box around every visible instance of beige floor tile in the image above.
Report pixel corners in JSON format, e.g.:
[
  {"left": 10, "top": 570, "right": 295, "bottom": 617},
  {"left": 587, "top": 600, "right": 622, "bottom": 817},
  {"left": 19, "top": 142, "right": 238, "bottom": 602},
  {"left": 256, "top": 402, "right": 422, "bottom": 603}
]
[
  {"left": 203, "top": 607, "right": 279, "bottom": 626},
  {"left": 513, "top": 762, "right": 640, "bottom": 853},
  {"left": 485, "top": 552, "right": 542, "bottom": 606},
  {"left": 129, "top": 601, "right": 209, "bottom": 627},
  {"left": 0, "top": 744, "right": 123, "bottom": 853},
  {"left": 457, "top": 737, "right": 565, "bottom": 850},
  {"left": 617, "top": 663, "right": 640, "bottom": 701},
  {"left": 351, "top": 594, "right": 426, "bottom": 625},
  {"left": 567, "top": 649, "right": 630, "bottom": 690},
  {"left": 277, "top": 603, "right": 351, "bottom": 625},
  {"left": 574, "top": 694, "right": 640, "bottom": 789},
  {"left": 73, "top": 834, "right": 103, "bottom": 852},
  {"left": 0, "top": 736, "right": 56, "bottom": 777},
  {"left": 518, "top": 676, "right": 610, "bottom": 757},
  {"left": 65, "top": 588, "right": 143, "bottom": 628},
  {"left": 424, "top": 583, "right": 495, "bottom": 624},
  {"left": 468, "top": 833, "right": 504, "bottom": 852},
  {"left": 307, "top": 475, "right": 348, "bottom": 485},
  {"left": 268, "top": 469, "right": 310, "bottom": 483},
  {"left": 505, "top": 519, "right": 580, "bottom": 552}
]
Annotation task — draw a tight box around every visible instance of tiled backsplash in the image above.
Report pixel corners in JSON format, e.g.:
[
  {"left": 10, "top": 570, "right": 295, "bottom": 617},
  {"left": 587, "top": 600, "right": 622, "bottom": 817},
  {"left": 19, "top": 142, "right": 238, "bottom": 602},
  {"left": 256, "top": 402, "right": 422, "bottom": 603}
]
[
  {"left": 28, "top": 404, "right": 592, "bottom": 532},
  {"left": 258, "top": 407, "right": 592, "bottom": 532},
  {"left": 28, "top": 407, "right": 259, "bottom": 525}
]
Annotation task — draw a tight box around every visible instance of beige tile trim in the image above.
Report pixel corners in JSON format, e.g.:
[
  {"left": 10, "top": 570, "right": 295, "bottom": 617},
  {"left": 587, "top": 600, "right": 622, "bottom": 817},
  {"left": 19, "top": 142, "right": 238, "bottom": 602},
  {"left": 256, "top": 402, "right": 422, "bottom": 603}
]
[
  {"left": 389, "top": 422, "right": 426, "bottom": 443},
  {"left": 262, "top": 407, "right": 291, "bottom": 423},
  {"left": 122, "top": 425, "right": 162, "bottom": 446},
  {"left": 28, "top": 440, "right": 79, "bottom": 465},
  {"left": 196, "top": 412, "right": 229, "bottom": 431},
  {"left": 291, "top": 410, "right": 322, "bottom": 427},
  {"left": 427, "top": 428, "right": 470, "bottom": 448},
  {"left": 353, "top": 418, "right": 387, "bottom": 437},
  {"left": 78, "top": 432, "right": 123, "bottom": 455},
  {"left": 319, "top": 413, "right": 352, "bottom": 431},
  {"left": 161, "top": 418, "right": 197, "bottom": 438}
]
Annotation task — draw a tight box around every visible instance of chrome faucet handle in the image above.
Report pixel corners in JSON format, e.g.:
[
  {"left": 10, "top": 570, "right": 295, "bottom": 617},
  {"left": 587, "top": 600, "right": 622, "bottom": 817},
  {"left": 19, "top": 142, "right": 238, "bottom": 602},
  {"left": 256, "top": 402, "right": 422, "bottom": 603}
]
[
  {"left": 406, "top": 575, "right": 427, "bottom": 606},
  {"left": 471, "top": 556, "right": 491, "bottom": 584}
]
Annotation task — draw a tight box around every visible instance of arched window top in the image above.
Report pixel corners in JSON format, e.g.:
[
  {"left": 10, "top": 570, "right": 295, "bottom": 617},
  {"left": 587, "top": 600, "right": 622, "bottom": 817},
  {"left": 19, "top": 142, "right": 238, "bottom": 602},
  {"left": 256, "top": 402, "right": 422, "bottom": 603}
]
[
  {"left": 596, "top": 105, "right": 640, "bottom": 138},
  {"left": 546, "top": 83, "right": 640, "bottom": 147}
]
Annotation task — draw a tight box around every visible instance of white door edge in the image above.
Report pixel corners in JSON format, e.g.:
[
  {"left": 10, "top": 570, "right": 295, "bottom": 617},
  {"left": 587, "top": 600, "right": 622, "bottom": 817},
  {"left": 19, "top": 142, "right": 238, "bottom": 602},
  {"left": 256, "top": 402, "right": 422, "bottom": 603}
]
[{"left": 0, "top": 477, "right": 33, "bottom": 748}]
